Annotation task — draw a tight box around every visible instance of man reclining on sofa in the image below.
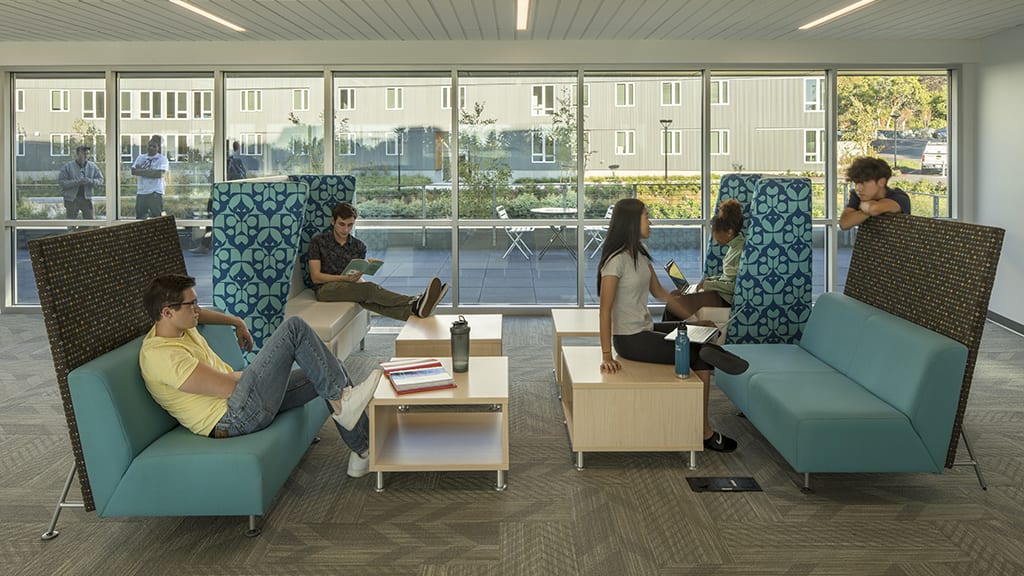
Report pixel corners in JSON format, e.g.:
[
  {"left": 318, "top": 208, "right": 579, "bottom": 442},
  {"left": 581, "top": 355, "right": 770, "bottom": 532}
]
[{"left": 139, "top": 274, "right": 381, "bottom": 478}]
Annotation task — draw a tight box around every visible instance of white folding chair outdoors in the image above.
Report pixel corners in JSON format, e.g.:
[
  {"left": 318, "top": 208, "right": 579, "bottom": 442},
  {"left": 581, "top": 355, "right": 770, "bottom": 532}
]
[
  {"left": 582, "top": 205, "right": 614, "bottom": 258},
  {"left": 496, "top": 204, "right": 534, "bottom": 259}
]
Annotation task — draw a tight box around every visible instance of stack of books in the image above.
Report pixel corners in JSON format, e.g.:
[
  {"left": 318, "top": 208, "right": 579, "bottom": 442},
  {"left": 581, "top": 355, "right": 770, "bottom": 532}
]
[{"left": 380, "top": 358, "right": 457, "bottom": 395}]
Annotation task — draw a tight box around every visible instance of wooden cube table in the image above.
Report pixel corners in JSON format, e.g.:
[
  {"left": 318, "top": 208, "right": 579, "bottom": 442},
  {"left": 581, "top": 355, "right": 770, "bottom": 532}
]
[
  {"left": 550, "top": 308, "right": 599, "bottom": 384},
  {"left": 369, "top": 356, "right": 509, "bottom": 492},
  {"left": 395, "top": 314, "right": 502, "bottom": 358},
  {"left": 560, "top": 346, "right": 703, "bottom": 470}
]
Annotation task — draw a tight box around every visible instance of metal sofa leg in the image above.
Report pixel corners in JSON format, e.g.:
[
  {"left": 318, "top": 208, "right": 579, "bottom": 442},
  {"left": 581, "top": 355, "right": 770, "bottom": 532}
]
[
  {"left": 954, "top": 425, "right": 988, "bottom": 490},
  {"left": 800, "top": 472, "right": 814, "bottom": 494},
  {"left": 245, "top": 515, "right": 262, "bottom": 538},
  {"left": 41, "top": 463, "right": 85, "bottom": 540}
]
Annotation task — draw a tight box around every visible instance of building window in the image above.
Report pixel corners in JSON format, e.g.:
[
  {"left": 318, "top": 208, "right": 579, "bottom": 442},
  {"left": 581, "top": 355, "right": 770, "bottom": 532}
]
[
  {"left": 804, "top": 129, "right": 824, "bottom": 163},
  {"left": 570, "top": 84, "right": 591, "bottom": 108},
  {"left": 193, "top": 90, "right": 212, "bottom": 119},
  {"left": 241, "top": 133, "right": 263, "bottom": 155},
  {"left": 50, "top": 89, "right": 70, "bottom": 112},
  {"left": 711, "top": 129, "right": 730, "bottom": 155},
  {"left": 83, "top": 134, "right": 106, "bottom": 157},
  {"left": 241, "top": 90, "right": 262, "bottom": 112},
  {"left": 82, "top": 90, "right": 105, "bottom": 119},
  {"left": 139, "top": 91, "right": 163, "bottom": 119},
  {"left": 386, "top": 87, "right": 404, "bottom": 110},
  {"left": 614, "top": 130, "right": 636, "bottom": 155},
  {"left": 50, "top": 133, "right": 72, "bottom": 156},
  {"left": 583, "top": 130, "right": 591, "bottom": 155},
  {"left": 339, "top": 88, "right": 355, "bottom": 110},
  {"left": 442, "top": 86, "right": 466, "bottom": 109},
  {"left": 711, "top": 80, "right": 730, "bottom": 105},
  {"left": 120, "top": 91, "right": 132, "bottom": 119},
  {"left": 661, "top": 81, "right": 681, "bottom": 106},
  {"left": 661, "top": 130, "right": 682, "bottom": 156},
  {"left": 531, "top": 132, "right": 555, "bottom": 163},
  {"left": 167, "top": 91, "right": 189, "bottom": 119},
  {"left": 385, "top": 132, "right": 404, "bottom": 156},
  {"left": 16, "top": 133, "right": 26, "bottom": 156},
  {"left": 164, "top": 134, "right": 189, "bottom": 162},
  {"left": 615, "top": 82, "right": 635, "bottom": 107},
  {"left": 120, "top": 134, "right": 135, "bottom": 162},
  {"left": 16, "top": 89, "right": 25, "bottom": 112},
  {"left": 293, "top": 88, "right": 310, "bottom": 111},
  {"left": 532, "top": 84, "right": 555, "bottom": 116},
  {"left": 805, "top": 78, "right": 823, "bottom": 111},
  {"left": 193, "top": 134, "right": 213, "bottom": 162},
  {"left": 338, "top": 133, "right": 356, "bottom": 156}
]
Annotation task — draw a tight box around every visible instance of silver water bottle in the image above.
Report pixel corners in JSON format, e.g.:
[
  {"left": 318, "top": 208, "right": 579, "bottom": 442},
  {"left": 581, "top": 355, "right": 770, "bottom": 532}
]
[{"left": 450, "top": 315, "right": 470, "bottom": 372}]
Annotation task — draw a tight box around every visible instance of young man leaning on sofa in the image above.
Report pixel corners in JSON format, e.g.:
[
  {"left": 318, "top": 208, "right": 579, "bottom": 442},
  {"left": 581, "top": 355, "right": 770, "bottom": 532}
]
[
  {"left": 139, "top": 274, "right": 380, "bottom": 478},
  {"left": 308, "top": 202, "right": 448, "bottom": 320}
]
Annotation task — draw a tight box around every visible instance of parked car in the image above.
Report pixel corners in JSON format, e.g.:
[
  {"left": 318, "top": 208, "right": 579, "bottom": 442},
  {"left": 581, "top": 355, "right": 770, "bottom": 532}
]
[
  {"left": 921, "top": 142, "right": 948, "bottom": 172},
  {"left": 933, "top": 127, "right": 948, "bottom": 140}
]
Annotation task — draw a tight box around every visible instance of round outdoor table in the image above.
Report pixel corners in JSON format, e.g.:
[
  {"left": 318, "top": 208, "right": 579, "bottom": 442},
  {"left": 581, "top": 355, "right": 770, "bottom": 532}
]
[{"left": 530, "top": 207, "right": 578, "bottom": 261}]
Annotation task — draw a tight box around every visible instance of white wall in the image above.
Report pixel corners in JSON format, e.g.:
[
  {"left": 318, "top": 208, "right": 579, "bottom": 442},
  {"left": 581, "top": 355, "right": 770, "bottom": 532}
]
[{"left": 978, "top": 28, "right": 1024, "bottom": 325}]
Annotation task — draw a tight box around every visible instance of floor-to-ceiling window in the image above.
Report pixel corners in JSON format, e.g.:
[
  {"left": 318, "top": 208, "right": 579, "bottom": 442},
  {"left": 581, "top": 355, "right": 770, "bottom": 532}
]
[
  {"left": 2, "top": 67, "right": 955, "bottom": 311},
  {"left": 834, "top": 72, "right": 950, "bottom": 292}
]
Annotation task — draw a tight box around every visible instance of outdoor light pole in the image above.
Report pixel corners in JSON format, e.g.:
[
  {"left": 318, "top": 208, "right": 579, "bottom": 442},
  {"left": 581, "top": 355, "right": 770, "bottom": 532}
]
[
  {"left": 890, "top": 112, "right": 899, "bottom": 170},
  {"left": 396, "top": 127, "right": 406, "bottom": 192},
  {"left": 660, "top": 119, "right": 673, "bottom": 181}
]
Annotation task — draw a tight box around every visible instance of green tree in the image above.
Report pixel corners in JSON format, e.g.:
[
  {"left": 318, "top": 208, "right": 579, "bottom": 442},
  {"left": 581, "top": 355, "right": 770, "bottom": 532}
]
[
  {"left": 549, "top": 88, "right": 594, "bottom": 188},
  {"left": 458, "top": 102, "right": 512, "bottom": 218}
]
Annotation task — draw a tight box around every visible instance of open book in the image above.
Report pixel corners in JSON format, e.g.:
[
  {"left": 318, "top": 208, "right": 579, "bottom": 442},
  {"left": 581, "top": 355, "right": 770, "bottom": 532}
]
[
  {"left": 342, "top": 258, "right": 383, "bottom": 276},
  {"left": 380, "top": 358, "right": 456, "bottom": 395},
  {"left": 663, "top": 325, "right": 721, "bottom": 344}
]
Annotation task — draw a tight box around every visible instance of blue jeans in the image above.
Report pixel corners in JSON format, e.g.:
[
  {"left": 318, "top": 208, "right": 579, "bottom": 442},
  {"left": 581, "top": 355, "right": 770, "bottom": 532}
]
[{"left": 214, "top": 317, "right": 370, "bottom": 455}]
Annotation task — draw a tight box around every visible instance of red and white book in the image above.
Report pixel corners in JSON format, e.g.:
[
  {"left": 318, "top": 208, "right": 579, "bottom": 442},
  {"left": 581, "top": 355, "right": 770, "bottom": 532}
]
[{"left": 379, "top": 358, "right": 456, "bottom": 394}]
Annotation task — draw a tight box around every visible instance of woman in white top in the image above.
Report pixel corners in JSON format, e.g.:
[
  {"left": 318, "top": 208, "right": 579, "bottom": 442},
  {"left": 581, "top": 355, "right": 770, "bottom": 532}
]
[{"left": 597, "top": 198, "right": 746, "bottom": 452}]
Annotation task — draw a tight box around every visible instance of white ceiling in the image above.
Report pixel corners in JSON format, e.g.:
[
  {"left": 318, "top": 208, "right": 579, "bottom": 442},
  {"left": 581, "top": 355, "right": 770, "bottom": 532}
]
[{"left": 0, "top": 0, "right": 1022, "bottom": 43}]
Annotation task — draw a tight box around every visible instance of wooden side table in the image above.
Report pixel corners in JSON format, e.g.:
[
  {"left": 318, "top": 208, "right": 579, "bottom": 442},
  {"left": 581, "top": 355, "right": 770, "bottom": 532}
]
[
  {"left": 369, "top": 356, "right": 509, "bottom": 492},
  {"left": 550, "top": 308, "right": 599, "bottom": 384},
  {"left": 395, "top": 314, "right": 502, "bottom": 358},
  {"left": 560, "top": 346, "right": 703, "bottom": 470}
]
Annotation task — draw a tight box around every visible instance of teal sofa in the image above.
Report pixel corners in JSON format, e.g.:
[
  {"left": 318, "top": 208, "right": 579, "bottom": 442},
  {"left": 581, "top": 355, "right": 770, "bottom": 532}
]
[
  {"left": 716, "top": 292, "right": 968, "bottom": 490},
  {"left": 67, "top": 321, "right": 328, "bottom": 535}
]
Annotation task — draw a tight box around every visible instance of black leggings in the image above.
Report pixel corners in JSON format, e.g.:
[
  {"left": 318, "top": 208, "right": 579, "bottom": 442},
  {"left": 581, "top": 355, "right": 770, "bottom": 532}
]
[{"left": 612, "top": 322, "right": 712, "bottom": 371}]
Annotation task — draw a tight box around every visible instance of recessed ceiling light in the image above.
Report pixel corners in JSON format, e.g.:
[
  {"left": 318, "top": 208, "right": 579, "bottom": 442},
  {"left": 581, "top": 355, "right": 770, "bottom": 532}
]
[
  {"left": 799, "top": 0, "right": 878, "bottom": 30},
  {"left": 516, "top": 0, "right": 530, "bottom": 31},
  {"left": 169, "top": 0, "right": 246, "bottom": 32}
]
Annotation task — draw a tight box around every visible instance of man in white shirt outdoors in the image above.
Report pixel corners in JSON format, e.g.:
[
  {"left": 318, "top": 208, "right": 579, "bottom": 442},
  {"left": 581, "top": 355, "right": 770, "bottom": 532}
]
[
  {"left": 57, "top": 145, "right": 104, "bottom": 221},
  {"left": 131, "top": 136, "right": 170, "bottom": 220}
]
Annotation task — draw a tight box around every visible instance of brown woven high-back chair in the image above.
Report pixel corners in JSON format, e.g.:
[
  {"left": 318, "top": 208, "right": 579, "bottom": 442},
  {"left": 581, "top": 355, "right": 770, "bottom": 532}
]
[
  {"left": 844, "top": 214, "right": 1004, "bottom": 486},
  {"left": 29, "top": 217, "right": 185, "bottom": 536}
]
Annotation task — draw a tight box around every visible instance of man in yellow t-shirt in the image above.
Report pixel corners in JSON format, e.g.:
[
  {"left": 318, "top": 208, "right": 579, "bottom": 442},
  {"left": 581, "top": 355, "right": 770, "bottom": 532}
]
[{"left": 139, "top": 274, "right": 379, "bottom": 478}]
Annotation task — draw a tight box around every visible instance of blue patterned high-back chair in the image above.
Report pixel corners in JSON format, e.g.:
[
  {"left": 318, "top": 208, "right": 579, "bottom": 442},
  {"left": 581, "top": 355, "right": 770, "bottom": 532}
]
[
  {"left": 705, "top": 173, "right": 760, "bottom": 277},
  {"left": 212, "top": 180, "right": 308, "bottom": 360},
  {"left": 289, "top": 174, "right": 357, "bottom": 289},
  {"left": 727, "top": 177, "right": 813, "bottom": 344}
]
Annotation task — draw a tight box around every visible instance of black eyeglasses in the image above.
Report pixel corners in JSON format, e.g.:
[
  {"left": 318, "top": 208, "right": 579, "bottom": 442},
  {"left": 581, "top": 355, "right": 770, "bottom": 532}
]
[{"left": 166, "top": 299, "right": 200, "bottom": 310}]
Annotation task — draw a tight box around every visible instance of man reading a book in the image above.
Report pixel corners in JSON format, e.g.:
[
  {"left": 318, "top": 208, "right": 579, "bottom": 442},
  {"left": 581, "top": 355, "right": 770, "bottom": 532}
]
[
  {"left": 139, "top": 274, "right": 380, "bottom": 478},
  {"left": 309, "top": 202, "right": 448, "bottom": 320}
]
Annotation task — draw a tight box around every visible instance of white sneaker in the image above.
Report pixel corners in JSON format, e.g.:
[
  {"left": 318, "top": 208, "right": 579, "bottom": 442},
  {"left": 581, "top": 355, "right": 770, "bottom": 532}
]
[
  {"left": 332, "top": 369, "right": 381, "bottom": 431},
  {"left": 347, "top": 451, "right": 370, "bottom": 478}
]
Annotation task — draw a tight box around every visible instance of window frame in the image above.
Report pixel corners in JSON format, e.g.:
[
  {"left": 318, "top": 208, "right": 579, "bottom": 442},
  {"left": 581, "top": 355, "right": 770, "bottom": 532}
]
[
  {"left": 338, "top": 87, "right": 356, "bottom": 110},
  {"left": 804, "top": 78, "right": 823, "bottom": 112},
  {"left": 711, "top": 80, "right": 730, "bottom": 105},
  {"left": 385, "top": 87, "right": 404, "bottom": 110},
  {"left": 614, "top": 129, "right": 636, "bottom": 155},
  {"left": 82, "top": 90, "right": 105, "bottom": 119},
  {"left": 531, "top": 131, "right": 556, "bottom": 163},
  {"left": 615, "top": 82, "right": 636, "bottom": 107},
  {"left": 661, "top": 81, "right": 682, "bottom": 106},
  {"left": 240, "top": 89, "right": 263, "bottom": 112},
  {"left": 50, "top": 133, "right": 72, "bottom": 156},
  {"left": 292, "top": 88, "right": 310, "bottom": 111},
  {"left": 661, "top": 129, "right": 682, "bottom": 156},
  {"left": 711, "top": 129, "right": 730, "bottom": 155},
  {"left": 338, "top": 132, "right": 357, "bottom": 156},
  {"left": 531, "top": 84, "right": 555, "bottom": 116},
  {"left": 50, "top": 89, "right": 70, "bottom": 112},
  {"left": 804, "top": 128, "right": 824, "bottom": 163},
  {"left": 241, "top": 133, "right": 264, "bottom": 155}
]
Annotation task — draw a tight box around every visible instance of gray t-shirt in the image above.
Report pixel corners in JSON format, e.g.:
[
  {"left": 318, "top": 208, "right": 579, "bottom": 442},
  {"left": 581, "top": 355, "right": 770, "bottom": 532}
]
[{"left": 601, "top": 250, "right": 654, "bottom": 336}]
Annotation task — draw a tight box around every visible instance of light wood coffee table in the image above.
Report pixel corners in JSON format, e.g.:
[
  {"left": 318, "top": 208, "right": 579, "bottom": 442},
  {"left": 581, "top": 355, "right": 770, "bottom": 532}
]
[
  {"left": 560, "top": 346, "right": 703, "bottom": 470},
  {"left": 394, "top": 314, "right": 502, "bottom": 358},
  {"left": 369, "top": 356, "right": 509, "bottom": 492},
  {"left": 550, "top": 308, "right": 599, "bottom": 384}
]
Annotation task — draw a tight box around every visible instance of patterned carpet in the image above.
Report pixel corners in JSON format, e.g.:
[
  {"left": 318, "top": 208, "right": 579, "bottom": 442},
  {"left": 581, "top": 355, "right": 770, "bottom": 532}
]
[{"left": 2, "top": 314, "right": 1023, "bottom": 576}]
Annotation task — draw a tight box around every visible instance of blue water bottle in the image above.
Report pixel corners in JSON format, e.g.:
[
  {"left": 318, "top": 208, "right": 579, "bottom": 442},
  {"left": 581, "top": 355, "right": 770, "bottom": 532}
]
[{"left": 674, "top": 325, "right": 690, "bottom": 379}]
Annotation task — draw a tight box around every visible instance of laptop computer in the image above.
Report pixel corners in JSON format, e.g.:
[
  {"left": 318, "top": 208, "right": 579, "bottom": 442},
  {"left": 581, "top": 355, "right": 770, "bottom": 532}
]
[{"left": 664, "top": 259, "right": 698, "bottom": 294}]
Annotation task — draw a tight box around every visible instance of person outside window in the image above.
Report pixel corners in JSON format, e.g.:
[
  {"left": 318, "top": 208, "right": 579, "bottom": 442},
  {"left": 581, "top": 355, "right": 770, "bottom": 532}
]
[
  {"left": 309, "top": 202, "right": 448, "bottom": 320},
  {"left": 57, "top": 145, "right": 104, "bottom": 220},
  {"left": 139, "top": 274, "right": 379, "bottom": 478},
  {"left": 597, "top": 198, "right": 749, "bottom": 453},
  {"left": 131, "top": 136, "right": 170, "bottom": 220},
  {"left": 839, "top": 156, "right": 912, "bottom": 230}
]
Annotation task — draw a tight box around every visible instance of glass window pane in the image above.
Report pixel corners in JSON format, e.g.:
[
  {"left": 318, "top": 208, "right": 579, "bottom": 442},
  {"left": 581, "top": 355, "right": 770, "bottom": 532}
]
[
  {"left": 119, "top": 75, "right": 215, "bottom": 220},
  {"left": 333, "top": 73, "right": 453, "bottom": 220},
  {"left": 225, "top": 75, "right": 324, "bottom": 178},
  {"left": 14, "top": 76, "right": 106, "bottom": 221},
  {"left": 836, "top": 72, "right": 950, "bottom": 220}
]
